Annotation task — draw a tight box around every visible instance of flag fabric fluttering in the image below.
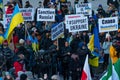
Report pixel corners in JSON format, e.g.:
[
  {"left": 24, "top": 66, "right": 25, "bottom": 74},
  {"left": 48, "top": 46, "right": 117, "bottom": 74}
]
[
  {"left": 100, "top": 59, "right": 120, "bottom": 80},
  {"left": 93, "top": 27, "right": 100, "bottom": 50},
  {"left": 26, "top": 29, "right": 39, "bottom": 52},
  {"left": 88, "top": 27, "right": 100, "bottom": 67},
  {"left": 88, "top": 34, "right": 94, "bottom": 52},
  {"left": 81, "top": 55, "right": 92, "bottom": 80},
  {"left": 88, "top": 27, "right": 100, "bottom": 52},
  {"left": 4, "top": 4, "right": 24, "bottom": 41}
]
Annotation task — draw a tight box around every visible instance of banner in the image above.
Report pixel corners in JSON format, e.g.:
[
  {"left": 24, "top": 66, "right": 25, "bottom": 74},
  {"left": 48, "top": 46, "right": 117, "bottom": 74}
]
[
  {"left": 37, "top": 8, "right": 55, "bottom": 21},
  {"left": 65, "top": 14, "right": 88, "bottom": 32},
  {"left": 98, "top": 17, "right": 118, "bottom": 33},
  {"left": 20, "top": 8, "right": 34, "bottom": 21},
  {"left": 75, "top": 3, "right": 92, "bottom": 16},
  {"left": 51, "top": 22, "right": 64, "bottom": 40}
]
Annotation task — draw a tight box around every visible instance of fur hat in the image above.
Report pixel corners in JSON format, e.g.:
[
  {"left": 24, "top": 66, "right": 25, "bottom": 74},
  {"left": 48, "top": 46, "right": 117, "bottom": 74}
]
[{"left": 19, "top": 39, "right": 25, "bottom": 44}]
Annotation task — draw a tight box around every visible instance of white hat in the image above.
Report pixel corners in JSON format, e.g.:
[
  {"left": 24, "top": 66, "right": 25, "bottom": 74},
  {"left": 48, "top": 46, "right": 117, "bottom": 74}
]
[
  {"left": 51, "top": 75, "right": 59, "bottom": 80},
  {"left": 105, "top": 33, "right": 111, "bottom": 38},
  {"left": 18, "top": 71, "right": 24, "bottom": 77},
  {"left": 19, "top": 39, "right": 25, "bottom": 44},
  {"left": 5, "top": 72, "right": 10, "bottom": 76}
]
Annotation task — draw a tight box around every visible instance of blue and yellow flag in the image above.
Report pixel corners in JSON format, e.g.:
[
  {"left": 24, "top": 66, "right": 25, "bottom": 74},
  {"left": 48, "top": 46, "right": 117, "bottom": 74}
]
[
  {"left": 4, "top": 4, "right": 24, "bottom": 40},
  {"left": 88, "top": 27, "right": 100, "bottom": 52},
  {"left": 88, "top": 27, "right": 100, "bottom": 67},
  {"left": 27, "top": 34, "right": 39, "bottom": 52}
]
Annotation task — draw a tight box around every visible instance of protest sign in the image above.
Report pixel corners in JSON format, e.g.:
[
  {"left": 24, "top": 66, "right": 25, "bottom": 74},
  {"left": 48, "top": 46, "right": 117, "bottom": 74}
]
[
  {"left": 37, "top": 8, "right": 55, "bottom": 21},
  {"left": 98, "top": 17, "right": 118, "bottom": 33},
  {"left": 20, "top": 8, "right": 34, "bottom": 21},
  {"left": 75, "top": 3, "right": 92, "bottom": 16},
  {"left": 65, "top": 14, "right": 88, "bottom": 32},
  {"left": 4, "top": 14, "right": 12, "bottom": 29},
  {"left": 51, "top": 22, "right": 64, "bottom": 40}
]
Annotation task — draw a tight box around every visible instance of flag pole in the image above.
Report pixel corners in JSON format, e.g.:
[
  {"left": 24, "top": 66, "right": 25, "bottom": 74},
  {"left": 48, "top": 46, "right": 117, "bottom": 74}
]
[{"left": 57, "top": 38, "right": 59, "bottom": 50}]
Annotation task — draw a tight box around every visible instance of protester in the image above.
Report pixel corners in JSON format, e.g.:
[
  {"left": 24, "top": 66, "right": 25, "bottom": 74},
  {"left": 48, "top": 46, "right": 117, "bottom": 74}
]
[
  {"left": 13, "top": 52, "right": 25, "bottom": 77},
  {"left": 102, "top": 33, "right": 112, "bottom": 69},
  {"left": 4, "top": 72, "right": 14, "bottom": 80}
]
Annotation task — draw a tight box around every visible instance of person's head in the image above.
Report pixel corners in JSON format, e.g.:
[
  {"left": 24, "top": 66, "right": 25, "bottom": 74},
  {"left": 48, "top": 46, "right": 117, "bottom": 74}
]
[
  {"left": 17, "top": 52, "right": 25, "bottom": 61},
  {"left": 20, "top": 73, "right": 27, "bottom": 80},
  {"left": 105, "top": 33, "right": 111, "bottom": 41},
  {"left": 39, "top": 1, "right": 42, "bottom": 7},
  {"left": 4, "top": 72, "right": 13, "bottom": 80},
  {"left": 53, "top": 40, "right": 57, "bottom": 46},
  {"left": 19, "top": 39, "right": 25, "bottom": 45},
  {"left": 98, "top": 4, "right": 103, "bottom": 9},
  {"left": 46, "top": 32, "right": 50, "bottom": 38},
  {"left": 25, "top": 1, "right": 30, "bottom": 5},
  {"left": 30, "top": 31, "right": 35, "bottom": 37},
  {"left": 2, "top": 40, "right": 8, "bottom": 48},
  {"left": 65, "top": 41, "right": 69, "bottom": 47}
]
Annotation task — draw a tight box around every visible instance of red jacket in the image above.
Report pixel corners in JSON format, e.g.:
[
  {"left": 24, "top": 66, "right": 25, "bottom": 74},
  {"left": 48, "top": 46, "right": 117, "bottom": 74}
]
[
  {"left": 6, "top": 5, "right": 14, "bottom": 14},
  {"left": 14, "top": 61, "right": 24, "bottom": 76}
]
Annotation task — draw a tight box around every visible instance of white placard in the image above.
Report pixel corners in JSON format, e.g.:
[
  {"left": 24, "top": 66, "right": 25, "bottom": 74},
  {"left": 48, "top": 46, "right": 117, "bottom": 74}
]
[
  {"left": 65, "top": 14, "right": 88, "bottom": 32},
  {"left": 4, "top": 14, "right": 12, "bottom": 29},
  {"left": 37, "top": 8, "right": 55, "bottom": 21},
  {"left": 20, "top": 8, "right": 35, "bottom": 21},
  {"left": 98, "top": 17, "right": 118, "bottom": 33},
  {"left": 75, "top": 3, "right": 92, "bottom": 16},
  {"left": 51, "top": 22, "right": 64, "bottom": 40}
]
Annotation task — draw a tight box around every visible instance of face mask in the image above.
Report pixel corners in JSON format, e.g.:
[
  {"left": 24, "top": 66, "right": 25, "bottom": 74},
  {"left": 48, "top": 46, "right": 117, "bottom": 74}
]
[{"left": 3, "top": 46, "right": 7, "bottom": 48}]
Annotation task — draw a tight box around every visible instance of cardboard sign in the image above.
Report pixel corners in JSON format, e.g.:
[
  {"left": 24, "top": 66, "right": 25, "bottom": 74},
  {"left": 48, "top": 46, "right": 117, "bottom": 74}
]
[
  {"left": 37, "top": 8, "right": 55, "bottom": 21},
  {"left": 51, "top": 22, "right": 64, "bottom": 40},
  {"left": 98, "top": 17, "right": 118, "bottom": 33},
  {"left": 75, "top": 3, "right": 92, "bottom": 16},
  {"left": 65, "top": 14, "right": 88, "bottom": 32}
]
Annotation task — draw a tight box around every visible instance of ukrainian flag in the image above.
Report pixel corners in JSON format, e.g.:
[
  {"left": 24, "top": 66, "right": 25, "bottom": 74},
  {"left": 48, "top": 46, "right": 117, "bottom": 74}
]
[
  {"left": 4, "top": 4, "right": 24, "bottom": 41},
  {"left": 27, "top": 34, "right": 39, "bottom": 52},
  {"left": 88, "top": 27, "right": 100, "bottom": 67},
  {"left": 88, "top": 27, "right": 100, "bottom": 52}
]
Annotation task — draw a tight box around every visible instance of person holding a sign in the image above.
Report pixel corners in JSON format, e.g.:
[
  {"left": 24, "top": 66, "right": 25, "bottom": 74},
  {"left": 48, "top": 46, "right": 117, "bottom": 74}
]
[
  {"left": 97, "top": 4, "right": 106, "bottom": 17},
  {"left": 48, "top": 40, "right": 59, "bottom": 75}
]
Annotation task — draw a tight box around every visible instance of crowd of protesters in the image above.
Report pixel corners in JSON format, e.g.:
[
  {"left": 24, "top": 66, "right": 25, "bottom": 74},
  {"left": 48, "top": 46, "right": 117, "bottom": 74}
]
[{"left": 0, "top": 0, "right": 120, "bottom": 80}]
